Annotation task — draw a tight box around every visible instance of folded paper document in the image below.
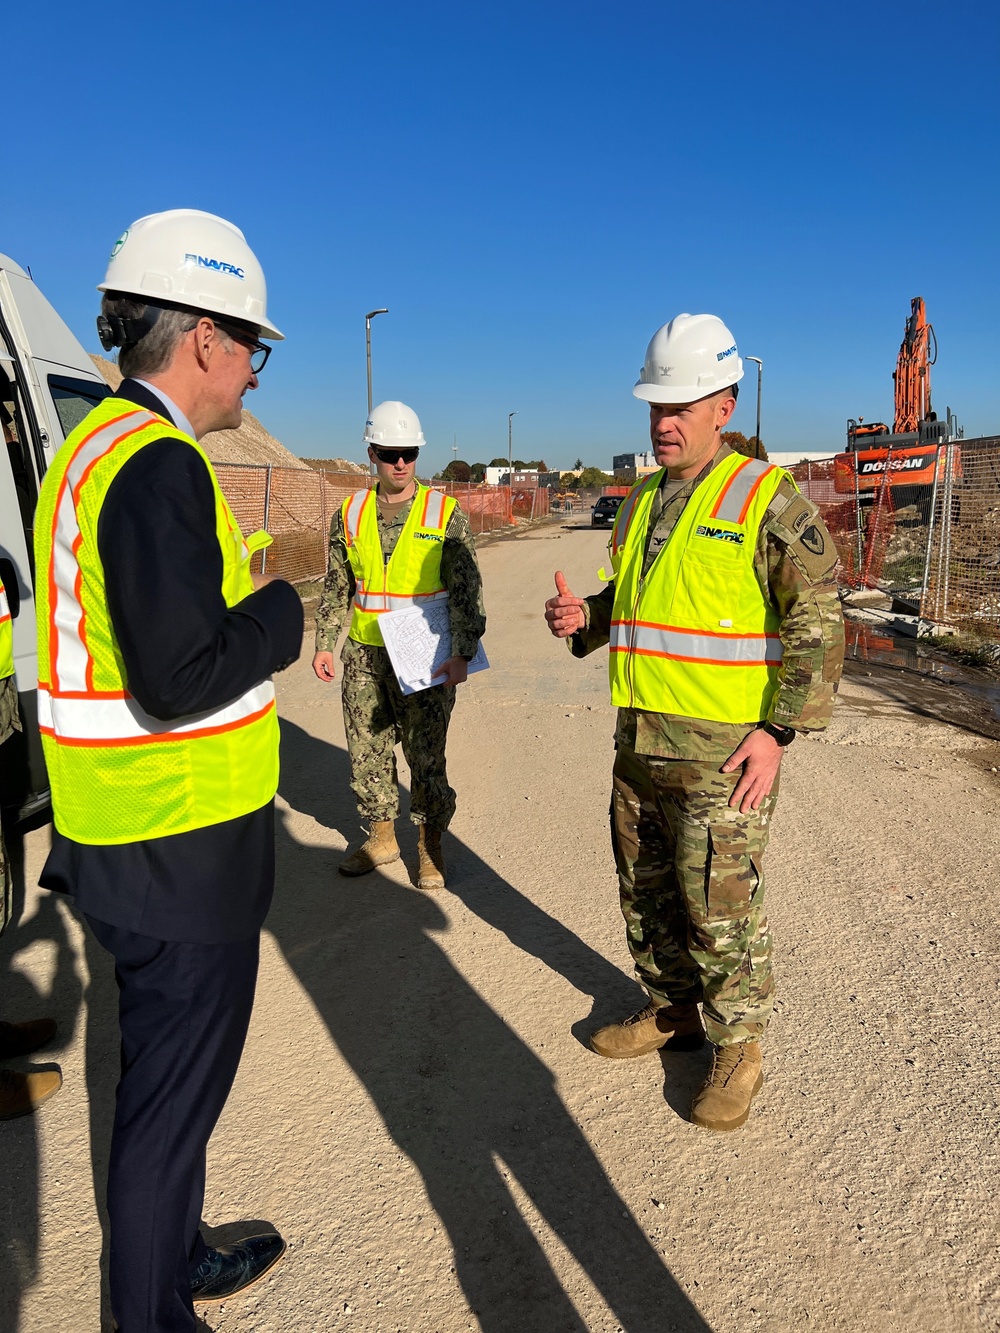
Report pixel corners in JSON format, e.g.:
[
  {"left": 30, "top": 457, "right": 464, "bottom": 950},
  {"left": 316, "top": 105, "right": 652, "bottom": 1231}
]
[{"left": 378, "top": 597, "right": 489, "bottom": 695}]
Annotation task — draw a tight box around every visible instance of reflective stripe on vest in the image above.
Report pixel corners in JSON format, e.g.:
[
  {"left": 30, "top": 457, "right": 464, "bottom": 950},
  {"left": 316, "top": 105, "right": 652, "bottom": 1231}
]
[
  {"left": 47, "top": 408, "right": 160, "bottom": 694},
  {"left": 38, "top": 680, "right": 274, "bottom": 745},
  {"left": 417, "top": 487, "right": 448, "bottom": 529},
  {"left": 608, "top": 452, "right": 788, "bottom": 722},
  {"left": 710, "top": 456, "right": 777, "bottom": 524},
  {"left": 610, "top": 475, "right": 658, "bottom": 559},
  {"left": 353, "top": 584, "right": 449, "bottom": 614},
  {"left": 343, "top": 489, "right": 371, "bottom": 546},
  {"left": 608, "top": 621, "right": 783, "bottom": 665},
  {"left": 343, "top": 483, "right": 456, "bottom": 646},
  {"left": 34, "top": 396, "right": 279, "bottom": 845},
  {"left": 0, "top": 577, "right": 12, "bottom": 680}
]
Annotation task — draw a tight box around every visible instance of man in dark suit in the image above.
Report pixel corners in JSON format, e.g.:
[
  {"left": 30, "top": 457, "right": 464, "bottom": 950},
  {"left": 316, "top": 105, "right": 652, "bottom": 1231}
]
[{"left": 36, "top": 210, "right": 303, "bottom": 1332}]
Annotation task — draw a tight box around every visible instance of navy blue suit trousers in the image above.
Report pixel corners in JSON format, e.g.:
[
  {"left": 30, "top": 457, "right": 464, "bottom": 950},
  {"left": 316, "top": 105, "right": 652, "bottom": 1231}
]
[{"left": 87, "top": 918, "right": 260, "bottom": 1333}]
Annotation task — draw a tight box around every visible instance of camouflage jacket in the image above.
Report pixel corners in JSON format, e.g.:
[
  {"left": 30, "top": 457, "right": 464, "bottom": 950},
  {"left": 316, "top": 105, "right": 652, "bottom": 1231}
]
[
  {"left": 0, "top": 673, "right": 21, "bottom": 748},
  {"left": 315, "top": 489, "right": 487, "bottom": 659},
  {"left": 572, "top": 445, "right": 845, "bottom": 761}
]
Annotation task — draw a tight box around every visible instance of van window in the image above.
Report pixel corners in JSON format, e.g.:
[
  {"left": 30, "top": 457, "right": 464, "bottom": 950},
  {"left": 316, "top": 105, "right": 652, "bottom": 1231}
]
[
  {"left": 48, "top": 375, "right": 109, "bottom": 439},
  {"left": 2, "top": 369, "right": 37, "bottom": 514}
]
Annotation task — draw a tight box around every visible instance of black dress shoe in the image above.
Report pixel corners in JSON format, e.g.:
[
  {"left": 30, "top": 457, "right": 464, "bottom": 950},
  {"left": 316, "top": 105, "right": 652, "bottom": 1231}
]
[
  {"left": 189, "top": 1231, "right": 286, "bottom": 1302},
  {"left": 0, "top": 1018, "right": 57, "bottom": 1059}
]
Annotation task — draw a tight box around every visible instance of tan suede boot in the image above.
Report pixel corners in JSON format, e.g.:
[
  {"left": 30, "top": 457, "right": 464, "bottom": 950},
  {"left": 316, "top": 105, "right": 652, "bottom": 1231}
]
[
  {"left": 416, "top": 826, "right": 445, "bottom": 891},
  {"left": 338, "top": 821, "right": 400, "bottom": 876},
  {"left": 589, "top": 1002, "right": 705, "bottom": 1059},
  {"left": 690, "top": 1041, "right": 763, "bottom": 1131},
  {"left": 0, "top": 1067, "right": 63, "bottom": 1120}
]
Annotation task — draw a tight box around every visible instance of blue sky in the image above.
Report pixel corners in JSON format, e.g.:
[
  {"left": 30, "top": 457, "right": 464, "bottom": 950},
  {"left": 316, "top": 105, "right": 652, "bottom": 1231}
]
[{"left": 4, "top": 1, "right": 998, "bottom": 475}]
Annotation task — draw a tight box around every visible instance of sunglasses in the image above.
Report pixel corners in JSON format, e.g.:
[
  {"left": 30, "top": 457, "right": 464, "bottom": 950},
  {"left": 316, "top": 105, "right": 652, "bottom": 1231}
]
[
  {"left": 215, "top": 321, "right": 272, "bottom": 374},
  {"left": 372, "top": 447, "right": 419, "bottom": 464}
]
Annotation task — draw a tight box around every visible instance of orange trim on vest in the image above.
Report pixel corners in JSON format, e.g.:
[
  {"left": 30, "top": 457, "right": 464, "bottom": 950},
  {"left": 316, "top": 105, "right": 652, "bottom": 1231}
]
[
  {"left": 46, "top": 410, "right": 151, "bottom": 693},
  {"left": 709, "top": 456, "right": 751, "bottom": 519}
]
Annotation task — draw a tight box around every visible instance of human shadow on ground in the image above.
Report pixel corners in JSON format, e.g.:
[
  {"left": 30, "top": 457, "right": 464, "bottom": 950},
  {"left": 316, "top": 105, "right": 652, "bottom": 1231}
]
[
  {"left": 273, "top": 720, "right": 712, "bottom": 1333},
  {"left": 0, "top": 826, "right": 78, "bottom": 1333}
]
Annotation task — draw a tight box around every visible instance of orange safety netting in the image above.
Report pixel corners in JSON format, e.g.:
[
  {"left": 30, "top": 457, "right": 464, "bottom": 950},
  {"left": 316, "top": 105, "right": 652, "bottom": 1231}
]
[{"left": 214, "top": 466, "right": 550, "bottom": 583}]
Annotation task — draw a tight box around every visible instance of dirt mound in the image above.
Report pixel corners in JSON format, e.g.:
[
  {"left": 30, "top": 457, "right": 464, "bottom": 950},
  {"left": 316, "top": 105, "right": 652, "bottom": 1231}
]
[
  {"left": 302, "top": 457, "right": 369, "bottom": 474},
  {"left": 90, "top": 355, "right": 309, "bottom": 470}
]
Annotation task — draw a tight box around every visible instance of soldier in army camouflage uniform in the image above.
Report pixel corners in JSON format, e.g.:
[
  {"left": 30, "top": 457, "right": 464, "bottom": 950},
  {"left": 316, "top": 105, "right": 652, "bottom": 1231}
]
[
  {"left": 545, "top": 314, "right": 844, "bottom": 1132},
  {"left": 313, "top": 401, "right": 485, "bottom": 890}
]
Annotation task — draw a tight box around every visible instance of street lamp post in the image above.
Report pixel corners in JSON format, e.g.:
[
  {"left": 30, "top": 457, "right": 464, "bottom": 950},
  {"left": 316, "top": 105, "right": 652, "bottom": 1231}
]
[
  {"left": 365, "top": 308, "right": 389, "bottom": 416},
  {"left": 745, "top": 356, "right": 763, "bottom": 456},
  {"left": 507, "top": 411, "right": 518, "bottom": 487}
]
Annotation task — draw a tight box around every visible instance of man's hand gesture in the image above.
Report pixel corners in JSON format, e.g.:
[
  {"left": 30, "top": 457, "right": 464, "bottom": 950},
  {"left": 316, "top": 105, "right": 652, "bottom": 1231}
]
[{"left": 544, "top": 571, "right": 586, "bottom": 639}]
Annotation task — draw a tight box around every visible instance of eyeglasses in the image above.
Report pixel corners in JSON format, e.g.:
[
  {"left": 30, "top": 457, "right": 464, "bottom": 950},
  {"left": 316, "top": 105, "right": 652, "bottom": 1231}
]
[
  {"left": 372, "top": 447, "right": 419, "bottom": 464},
  {"left": 215, "top": 321, "right": 272, "bottom": 374}
]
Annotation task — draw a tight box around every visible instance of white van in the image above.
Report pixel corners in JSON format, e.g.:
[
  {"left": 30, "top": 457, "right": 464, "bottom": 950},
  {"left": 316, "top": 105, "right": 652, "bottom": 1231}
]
[{"left": 0, "top": 254, "right": 111, "bottom": 820}]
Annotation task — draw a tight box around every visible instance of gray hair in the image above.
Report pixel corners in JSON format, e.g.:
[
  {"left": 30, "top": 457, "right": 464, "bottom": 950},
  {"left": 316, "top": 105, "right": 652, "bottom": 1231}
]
[{"left": 100, "top": 294, "right": 200, "bottom": 380}]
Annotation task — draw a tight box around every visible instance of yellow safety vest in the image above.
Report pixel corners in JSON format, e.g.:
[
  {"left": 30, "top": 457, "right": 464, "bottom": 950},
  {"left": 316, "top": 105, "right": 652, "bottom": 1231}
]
[
  {"left": 0, "top": 575, "right": 13, "bottom": 680},
  {"left": 342, "top": 484, "right": 456, "bottom": 647},
  {"left": 607, "top": 453, "right": 788, "bottom": 722},
  {"left": 34, "top": 396, "right": 279, "bottom": 845}
]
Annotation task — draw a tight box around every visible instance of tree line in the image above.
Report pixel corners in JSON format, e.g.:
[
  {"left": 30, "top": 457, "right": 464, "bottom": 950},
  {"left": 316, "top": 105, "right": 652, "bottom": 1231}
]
[
  {"left": 431, "top": 434, "right": 764, "bottom": 487},
  {"left": 433, "top": 457, "right": 616, "bottom": 487},
  {"left": 433, "top": 457, "right": 550, "bottom": 483}
]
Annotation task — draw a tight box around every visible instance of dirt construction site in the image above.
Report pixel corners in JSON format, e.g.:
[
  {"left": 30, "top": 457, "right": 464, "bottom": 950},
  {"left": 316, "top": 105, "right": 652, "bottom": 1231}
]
[{"left": 2, "top": 520, "right": 999, "bottom": 1333}]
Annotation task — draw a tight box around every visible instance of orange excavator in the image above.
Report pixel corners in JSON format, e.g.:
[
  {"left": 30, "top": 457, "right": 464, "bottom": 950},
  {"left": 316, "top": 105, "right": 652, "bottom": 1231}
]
[{"left": 836, "top": 297, "right": 957, "bottom": 493}]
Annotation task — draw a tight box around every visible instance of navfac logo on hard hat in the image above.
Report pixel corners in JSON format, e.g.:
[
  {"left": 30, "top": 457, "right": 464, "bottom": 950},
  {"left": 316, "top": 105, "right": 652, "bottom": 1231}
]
[
  {"left": 716, "top": 344, "right": 738, "bottom": 362},
  {"left": 183, "top": 253, "right": 246, "bottom": 280}
]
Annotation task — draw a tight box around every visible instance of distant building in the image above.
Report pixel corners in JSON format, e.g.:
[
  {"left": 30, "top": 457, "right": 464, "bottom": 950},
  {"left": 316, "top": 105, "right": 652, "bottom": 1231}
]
[
  {"left": 485, "top": 469, "right": 565, "bottom": 490},
  {"left": 613, "top": 451, "right": 659, "bottom": 484},
  {"left": 485, "top": 466, "right": 511, "bottom": 486}
]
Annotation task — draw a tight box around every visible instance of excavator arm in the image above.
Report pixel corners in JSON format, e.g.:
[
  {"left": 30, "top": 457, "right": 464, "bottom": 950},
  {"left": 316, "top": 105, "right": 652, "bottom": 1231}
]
[{"left": 892, "top": 296, "right": 937, "bottom": 433}]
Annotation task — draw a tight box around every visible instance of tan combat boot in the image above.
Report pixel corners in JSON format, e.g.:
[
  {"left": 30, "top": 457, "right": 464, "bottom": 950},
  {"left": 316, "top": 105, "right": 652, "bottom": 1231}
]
[
  {"left": 589, "top": 1002, "right": 705, "bottom": 1059},
  {"left": 338, "top": 821, "right": 400, "bottom": 877},
  {"left": 0, "top": 1067, "right": 63, "bottom": 1120},
  {"left": 416, "top": 826, "right": 445, "bottom": 891},
  {"left": 690, "top": 1041, "right": 763, "bottom": 1131}
]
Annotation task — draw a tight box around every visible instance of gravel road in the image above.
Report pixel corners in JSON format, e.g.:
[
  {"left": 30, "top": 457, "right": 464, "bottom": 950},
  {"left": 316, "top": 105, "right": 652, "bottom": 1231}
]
[{"left": 3, "top": 519, "right": 998, "bottom": 1332}]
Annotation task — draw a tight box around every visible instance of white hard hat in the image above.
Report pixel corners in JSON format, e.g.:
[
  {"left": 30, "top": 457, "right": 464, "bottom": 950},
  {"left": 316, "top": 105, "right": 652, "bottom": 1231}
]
[
  {"left": 633, "top": 313, "right": 743, "bottom": 403},
  {"left": 98, "top": 209, "right": 283, "bottom": 340},
  {"left": 364, "top": 401, "right": 426, "bottom": 450}
]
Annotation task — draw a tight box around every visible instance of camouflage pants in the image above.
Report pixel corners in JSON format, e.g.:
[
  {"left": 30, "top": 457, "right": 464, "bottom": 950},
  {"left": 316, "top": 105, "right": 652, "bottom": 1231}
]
[
  {"left": 610, "top": 743, "right": 777, "bottom": 1046},
  {"left": 341, "top": 637, "right": 457, "bottom": 829}
]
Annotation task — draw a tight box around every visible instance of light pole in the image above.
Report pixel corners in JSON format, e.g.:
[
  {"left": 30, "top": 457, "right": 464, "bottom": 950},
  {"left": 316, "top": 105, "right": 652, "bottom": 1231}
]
[
  {"left": 365, "top": 308, "right": 389, "bottom": 416},
  {"left": 745, "top": 356, "right": 763, "bottom": 456},
  {"left": 507, "top": 411, "right": 518, "bottom": 486}
]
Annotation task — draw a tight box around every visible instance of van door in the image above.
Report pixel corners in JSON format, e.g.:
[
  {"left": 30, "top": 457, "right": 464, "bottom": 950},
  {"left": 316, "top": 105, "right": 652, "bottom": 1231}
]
[
  {"left": 0, "top": 255, "right": 110, "bottom": 819},
  {"left": 0, "top": 352, "right": 47, "bottom": 817}
]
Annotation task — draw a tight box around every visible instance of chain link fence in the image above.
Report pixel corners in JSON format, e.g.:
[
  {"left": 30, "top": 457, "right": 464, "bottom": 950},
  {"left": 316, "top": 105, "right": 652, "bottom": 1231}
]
[
  {"left": 214, "top": 465, "right": 549, "bottom": 584},
  {"left": 789, "top": 436, "right": 1000, "bottom": 641}
]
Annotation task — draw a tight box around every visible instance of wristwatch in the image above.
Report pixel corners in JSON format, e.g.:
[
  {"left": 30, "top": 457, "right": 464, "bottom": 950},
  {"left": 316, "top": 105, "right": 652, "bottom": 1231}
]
[{"left": 758, "top": 721, "right": 796, "bottom": 746}]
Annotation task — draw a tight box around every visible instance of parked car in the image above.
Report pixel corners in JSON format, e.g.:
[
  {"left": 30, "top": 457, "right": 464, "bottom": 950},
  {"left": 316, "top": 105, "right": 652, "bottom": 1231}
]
[
  {"left": 0, "top": 253, "right": 111, "bottom": 820},
  {"left": 591, "top": 495, "right": 623, "bottom": 528}
]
